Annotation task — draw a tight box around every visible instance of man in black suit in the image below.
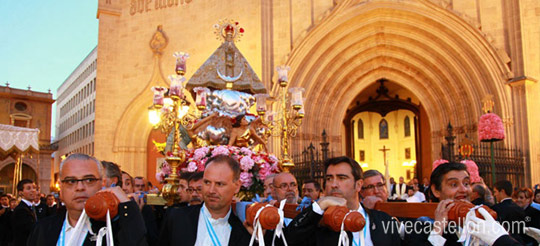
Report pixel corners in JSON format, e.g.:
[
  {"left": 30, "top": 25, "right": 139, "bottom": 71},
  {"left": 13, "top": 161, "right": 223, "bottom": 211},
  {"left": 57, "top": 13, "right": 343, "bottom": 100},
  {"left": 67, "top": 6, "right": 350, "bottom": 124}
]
[
  {"left": 45, "top": 194, "right": 57, "bottom": 216},
  {"left": 0, "top": 193, "right": 13, "bottom": 245},
  {"left": 159, "top": 155, "right": 251, "bottom": 246},
  {"left": 492, "top": 180, "right": 526, "bottom": 244},
  {"left": 285, "top": 156, "right": 401, "bottom": 246},
  {"left": 33, "top": 193, "right": 48, "bottom": 220},
  {"left": 12, "top": 179, "right": 38, "bottom": 246},
  {"left": 27, "top": 153, "right": 147, "bottom": 246}
]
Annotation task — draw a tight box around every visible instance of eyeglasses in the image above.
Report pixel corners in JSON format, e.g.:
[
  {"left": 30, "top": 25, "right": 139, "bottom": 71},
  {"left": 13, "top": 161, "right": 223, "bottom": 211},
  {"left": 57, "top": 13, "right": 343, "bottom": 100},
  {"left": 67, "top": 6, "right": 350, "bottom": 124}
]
[
  {"left": 276, "top": 182, "right": 297, "bottom": 190},
  {"left": 186, "top": 187, "right": 202, "bottom": 194},
  {"left": 61, "top": 178, "right": 101, "bottom": 187},
  {"left": 362, "top": 182, "right": 386, "bottom": 191}
]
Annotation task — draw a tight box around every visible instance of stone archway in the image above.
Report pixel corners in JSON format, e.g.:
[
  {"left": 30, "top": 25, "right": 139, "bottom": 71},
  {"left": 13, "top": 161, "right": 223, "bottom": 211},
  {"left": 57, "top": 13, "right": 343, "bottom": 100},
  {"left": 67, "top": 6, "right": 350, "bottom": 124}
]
[
  {"left": 343, "top": 79, "right": 432, "bottom": 179},
  {"left": 282, "top": 0, "right": 513, "bottom": 165}
]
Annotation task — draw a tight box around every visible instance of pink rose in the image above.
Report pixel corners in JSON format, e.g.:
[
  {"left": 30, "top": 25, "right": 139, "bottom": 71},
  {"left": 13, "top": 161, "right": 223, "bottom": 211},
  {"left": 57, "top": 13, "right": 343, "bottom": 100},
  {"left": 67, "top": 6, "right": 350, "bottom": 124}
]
[
  {"left": 432, "top": 159, "right": 449, "bottom": 171},
  {"left": 258, "top": 163, "right": 272, "bottom": 181},
  {"left": 240, "top": 156, "right": 255, "bottom": 171},
  {"left": 240, "top": 147, "right": 253, "bottom": 157},
  {"left": 187, "top": 162, "right": 198, "bottom": 172},
  {"left": 212, "top": 145, "right": 230, "bottom": 156},
  {"left": 194, "top": 147, "right": 209, "bottom": 160},
  {"left": 239, "top": 172, "right": 253, "bottom": 188},
  {"left": 461, "top": 160, "right": 481, "bottom": 183}
]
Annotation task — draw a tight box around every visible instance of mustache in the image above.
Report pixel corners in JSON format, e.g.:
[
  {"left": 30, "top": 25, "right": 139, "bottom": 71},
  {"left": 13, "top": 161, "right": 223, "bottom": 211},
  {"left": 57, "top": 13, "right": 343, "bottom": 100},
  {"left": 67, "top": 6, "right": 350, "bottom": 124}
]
[
  {"left": 190, "top": 197, "right": 202, "bottom": 202},
  {"left": 285, "top": 192, "right": 296, "bottom": 197}
]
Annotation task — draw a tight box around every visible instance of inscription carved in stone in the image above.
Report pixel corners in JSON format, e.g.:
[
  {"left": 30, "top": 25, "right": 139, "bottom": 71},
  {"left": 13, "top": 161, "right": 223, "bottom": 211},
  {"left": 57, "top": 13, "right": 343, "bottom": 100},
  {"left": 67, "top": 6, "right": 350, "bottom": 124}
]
[{"left": 130, "top": 0, "right": 194, "bottom": 16}]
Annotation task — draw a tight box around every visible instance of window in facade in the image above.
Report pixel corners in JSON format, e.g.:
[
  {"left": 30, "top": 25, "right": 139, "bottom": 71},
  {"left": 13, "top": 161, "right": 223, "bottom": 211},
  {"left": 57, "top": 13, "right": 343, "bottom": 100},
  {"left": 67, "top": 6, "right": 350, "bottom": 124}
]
[
  {"left": 404, "top": 116, "right": 411, "bottom": 137},
  {"left": 14, "top": 102, "right": 27, "bottom": 111},
  {"left": 357, "top": 119, "right": 364, "bottom": 139},
  {"left": 379, "top": 119, "right": 389, "bottom": 139}
]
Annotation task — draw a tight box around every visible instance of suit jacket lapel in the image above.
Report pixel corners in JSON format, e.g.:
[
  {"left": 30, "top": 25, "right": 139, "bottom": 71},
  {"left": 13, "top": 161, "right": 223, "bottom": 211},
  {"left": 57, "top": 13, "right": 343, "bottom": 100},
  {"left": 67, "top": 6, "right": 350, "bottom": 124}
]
[
  {"left": 187, "top": 205, "right": 201, "bottom": 246},
  {"left": 227, "top": 211, "right": 243, "bottom": 246},
  {"left": 20, "top": 202, "right": 37, "bottom": 222},
  {"left": 364, "top": 205, "right": 377, "bottom": 239},
  {"left": 45, "top": 213, "right": 66, "bottom": 246}
]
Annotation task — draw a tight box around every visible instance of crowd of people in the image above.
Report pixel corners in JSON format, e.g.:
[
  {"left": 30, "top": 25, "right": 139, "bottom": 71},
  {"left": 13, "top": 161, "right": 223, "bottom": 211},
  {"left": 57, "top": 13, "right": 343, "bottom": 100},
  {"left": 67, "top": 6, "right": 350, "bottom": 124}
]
[{"left": 1, "top": 152, "right": 539, "bottom": 245}]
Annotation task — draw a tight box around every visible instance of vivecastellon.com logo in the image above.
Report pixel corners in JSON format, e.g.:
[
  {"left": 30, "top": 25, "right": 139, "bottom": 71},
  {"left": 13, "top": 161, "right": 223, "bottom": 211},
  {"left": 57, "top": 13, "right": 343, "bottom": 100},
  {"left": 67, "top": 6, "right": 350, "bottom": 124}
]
[{"left": 380, "top": 218, "right": 525, "bottom": 235}]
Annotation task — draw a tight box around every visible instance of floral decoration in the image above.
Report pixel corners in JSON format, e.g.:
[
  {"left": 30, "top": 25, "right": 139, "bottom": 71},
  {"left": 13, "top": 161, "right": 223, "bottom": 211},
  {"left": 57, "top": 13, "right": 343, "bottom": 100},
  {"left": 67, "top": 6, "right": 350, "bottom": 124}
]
[
  {"left": 478, "top": 113, "right": 505, "bottom": 142},
  {"left": 432, "top": 159, "right": 449, "bottom": 171},
  {"left": 461, "top": 159, "right": 481, "bottom": 183},
  {"left": 155, "top": 145, "right": 280, "bottom": 199},
  {"left": 155, "top": 159, "right": 171, "bottom": 183}
]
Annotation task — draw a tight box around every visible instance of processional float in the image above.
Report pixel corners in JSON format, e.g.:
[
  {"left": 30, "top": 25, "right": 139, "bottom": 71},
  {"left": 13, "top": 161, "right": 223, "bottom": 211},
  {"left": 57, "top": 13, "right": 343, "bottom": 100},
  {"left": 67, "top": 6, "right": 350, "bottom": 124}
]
[{"left": 146, "top": 19, "right": 306, "bottom": 205}]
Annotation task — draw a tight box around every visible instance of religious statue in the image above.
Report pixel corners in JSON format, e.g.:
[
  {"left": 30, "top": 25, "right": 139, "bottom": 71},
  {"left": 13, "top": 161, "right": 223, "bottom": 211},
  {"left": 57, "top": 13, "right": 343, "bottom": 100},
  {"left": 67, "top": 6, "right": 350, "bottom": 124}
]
[{"left": 186, "top": 112, "right": 268, "bottom": 151}]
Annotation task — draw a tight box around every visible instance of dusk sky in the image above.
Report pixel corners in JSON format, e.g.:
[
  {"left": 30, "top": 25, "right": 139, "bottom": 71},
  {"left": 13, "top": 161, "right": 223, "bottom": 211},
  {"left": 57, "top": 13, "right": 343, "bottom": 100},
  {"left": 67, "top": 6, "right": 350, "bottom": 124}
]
[{"left": 1, "top": 1, "right": 98, "bottom": 139}]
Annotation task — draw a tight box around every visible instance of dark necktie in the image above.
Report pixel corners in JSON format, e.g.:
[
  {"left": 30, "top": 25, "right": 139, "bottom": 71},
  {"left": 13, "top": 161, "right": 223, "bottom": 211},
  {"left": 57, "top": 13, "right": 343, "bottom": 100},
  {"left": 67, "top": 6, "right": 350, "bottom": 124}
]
[{"left": 31, "top": 205, "right": 37, "bottom": 220}]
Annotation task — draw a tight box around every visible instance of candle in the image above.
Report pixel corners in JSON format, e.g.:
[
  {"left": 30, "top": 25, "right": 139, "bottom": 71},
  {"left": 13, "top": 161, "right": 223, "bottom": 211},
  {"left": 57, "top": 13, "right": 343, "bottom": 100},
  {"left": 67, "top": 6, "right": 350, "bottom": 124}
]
[
  {"left": 173, "top": 52, "right": 190, "bottom": 76},
  {"left": 168, "top": 75, "right": 185, "bottom": 99},
  {"left": 288, "top": 87, "right": 305, "bottom": 110},
  {"left": 276, "top": 65, "right": 290, "bottom": 87},
  {"left": 151, "top": 86, "right": 167, "bottom": 107},
  {"left": 254, "top": 94, "right": 269, "bottom": 115},
  {"left": 193, "top": 87, "right": 210, "bottom": 110}
]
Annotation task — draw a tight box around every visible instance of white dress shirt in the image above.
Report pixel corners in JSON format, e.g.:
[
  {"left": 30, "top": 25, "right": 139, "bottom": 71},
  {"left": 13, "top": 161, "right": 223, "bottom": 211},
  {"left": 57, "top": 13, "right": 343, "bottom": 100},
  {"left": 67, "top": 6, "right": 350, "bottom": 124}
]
[
  {"left": 21, "top": 198, "right": 33, "bottom": 207},
  {"left": 313, "top": 202, "right": 373, "bottom": 246},
  {"left": 195, "top": 204, "right": 232, "bottom": 246},
  {"left": 57, "top": 212, "right": 90, "bottom": 246}
]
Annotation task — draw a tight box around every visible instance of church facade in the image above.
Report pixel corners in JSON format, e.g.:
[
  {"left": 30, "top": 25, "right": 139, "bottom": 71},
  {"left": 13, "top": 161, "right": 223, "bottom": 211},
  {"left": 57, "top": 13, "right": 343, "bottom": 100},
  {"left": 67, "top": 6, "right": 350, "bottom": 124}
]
[{"left": 94, "top": 0, "right": 540, "bottom": 186}]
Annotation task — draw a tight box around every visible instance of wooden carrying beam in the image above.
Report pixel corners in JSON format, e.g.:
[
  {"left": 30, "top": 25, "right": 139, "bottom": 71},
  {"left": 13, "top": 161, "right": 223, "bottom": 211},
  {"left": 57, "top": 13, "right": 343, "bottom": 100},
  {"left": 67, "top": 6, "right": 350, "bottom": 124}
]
[
  {"left": 238, "top": 201, "right": 438, "bottom": 221},
  {"left": 374, "top": 202, "right": 438, "bottom": 218}
]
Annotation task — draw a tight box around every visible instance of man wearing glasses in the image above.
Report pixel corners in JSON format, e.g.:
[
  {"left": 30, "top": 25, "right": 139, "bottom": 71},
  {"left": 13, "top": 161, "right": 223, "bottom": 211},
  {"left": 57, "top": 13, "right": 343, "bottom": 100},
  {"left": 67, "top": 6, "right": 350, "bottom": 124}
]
[
  {"left": 360, "top": 169, "right": 389, "bottom": 209},
  {"left": 27, "top": 153, "right": 147, "bottom": 245},
  {"left": 187, "top": 172, "right": 204, "bottom": 206},
  {"left": 273, "top": 172, "right": 300, "bottom": 205}
]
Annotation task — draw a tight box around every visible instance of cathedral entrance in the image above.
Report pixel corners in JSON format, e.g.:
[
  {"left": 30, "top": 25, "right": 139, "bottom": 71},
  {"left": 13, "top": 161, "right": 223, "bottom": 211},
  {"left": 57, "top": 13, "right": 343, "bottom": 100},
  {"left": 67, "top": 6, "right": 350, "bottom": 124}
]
[{"left": 344, "top": 79, "right": 431, "bottom": 181}]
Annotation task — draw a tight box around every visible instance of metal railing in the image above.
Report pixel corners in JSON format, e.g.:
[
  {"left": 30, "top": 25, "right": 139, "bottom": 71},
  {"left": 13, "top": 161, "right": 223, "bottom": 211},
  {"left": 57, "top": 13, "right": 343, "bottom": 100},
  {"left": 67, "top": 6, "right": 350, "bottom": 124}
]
[{"left": 290, "top": 130, "right": 334, "bottom": 187}]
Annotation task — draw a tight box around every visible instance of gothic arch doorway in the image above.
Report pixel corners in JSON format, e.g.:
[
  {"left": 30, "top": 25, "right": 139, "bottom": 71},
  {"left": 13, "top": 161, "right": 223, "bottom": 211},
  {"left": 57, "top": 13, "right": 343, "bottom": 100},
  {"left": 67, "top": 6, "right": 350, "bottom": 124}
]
[{"left": 344, "top": 79, "right": 432, "bottom": 181}]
